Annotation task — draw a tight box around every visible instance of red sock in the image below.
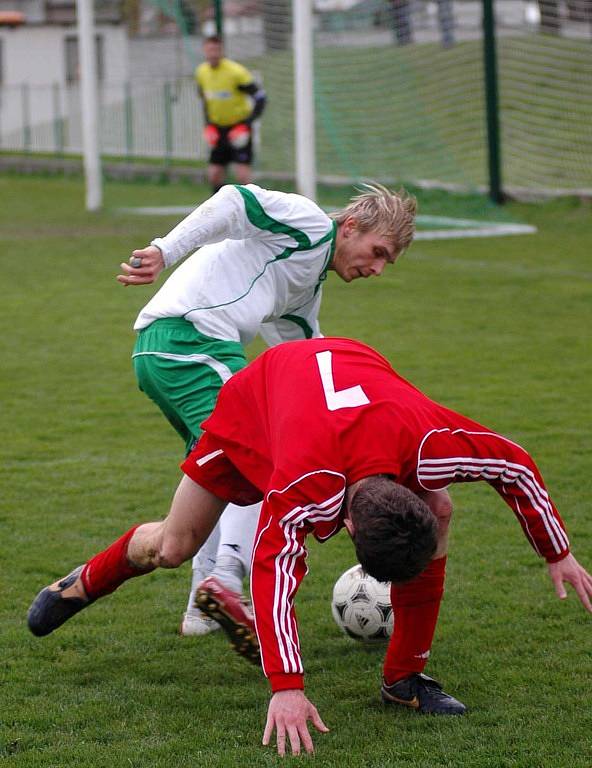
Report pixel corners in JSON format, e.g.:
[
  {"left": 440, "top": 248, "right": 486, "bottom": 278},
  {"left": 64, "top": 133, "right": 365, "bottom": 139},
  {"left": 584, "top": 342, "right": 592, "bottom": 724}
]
[
  {"left": 383, "top": 556, "right": 447, "bottom": 684},
  {"left": 81, "top": 525, "right": 151, "bottom": 600}
]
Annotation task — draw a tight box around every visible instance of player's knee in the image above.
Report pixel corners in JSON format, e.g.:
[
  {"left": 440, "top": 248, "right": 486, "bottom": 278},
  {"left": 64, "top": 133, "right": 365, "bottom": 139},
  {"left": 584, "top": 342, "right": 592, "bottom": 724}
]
[
  {"left": 234, "top": 165, "right": 251, "bottom": 185},
  {"left": 427, "top": 490, "right": 453, "bottom": 528},
  {"left": 128, "top": 522, "right": 165, "bottom": 570},
  {"left": 208, "top": 166, "right": 224, "bottom": 186}
]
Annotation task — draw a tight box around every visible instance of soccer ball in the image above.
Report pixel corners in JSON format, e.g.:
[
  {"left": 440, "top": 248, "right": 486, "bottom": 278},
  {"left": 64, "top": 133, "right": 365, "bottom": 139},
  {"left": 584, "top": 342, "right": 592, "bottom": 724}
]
[{"left": 331, "top": 564, "right": 394, "bottom": 642}]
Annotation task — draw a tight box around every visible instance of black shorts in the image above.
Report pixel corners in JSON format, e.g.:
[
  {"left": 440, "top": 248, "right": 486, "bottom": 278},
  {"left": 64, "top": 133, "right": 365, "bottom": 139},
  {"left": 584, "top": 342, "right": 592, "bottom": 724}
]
[{"left": 210, "top": 125, "right": 253, "bottom": 166}]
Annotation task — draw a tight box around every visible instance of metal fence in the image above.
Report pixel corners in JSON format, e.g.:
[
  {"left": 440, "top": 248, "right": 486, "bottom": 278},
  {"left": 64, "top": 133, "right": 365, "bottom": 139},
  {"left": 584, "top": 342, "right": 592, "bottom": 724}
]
[
  {"left": 2, "top": 0, "right": 592, "bottom": 196},
  {"left": 0, "top": 78, "right": 207, "bottom": 160}
]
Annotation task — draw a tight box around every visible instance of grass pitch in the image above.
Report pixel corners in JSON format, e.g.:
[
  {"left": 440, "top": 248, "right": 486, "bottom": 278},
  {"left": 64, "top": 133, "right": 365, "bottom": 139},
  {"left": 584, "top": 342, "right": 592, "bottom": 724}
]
[{"left": 1, "top": 175, "right": 591, "bottom": 767}]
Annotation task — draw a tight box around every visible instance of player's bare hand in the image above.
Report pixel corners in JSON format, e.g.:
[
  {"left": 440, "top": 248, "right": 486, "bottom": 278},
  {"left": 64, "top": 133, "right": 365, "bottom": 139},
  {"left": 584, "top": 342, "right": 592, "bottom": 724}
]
[
  {"left": 117, "top": 245, "right": 164, "bottom": 286},
  {"left": 548, "top": 553, "right": 592, "bottom": 613},
  {"left": 262, "top": 689, "right": 329, "bottom": 756}
]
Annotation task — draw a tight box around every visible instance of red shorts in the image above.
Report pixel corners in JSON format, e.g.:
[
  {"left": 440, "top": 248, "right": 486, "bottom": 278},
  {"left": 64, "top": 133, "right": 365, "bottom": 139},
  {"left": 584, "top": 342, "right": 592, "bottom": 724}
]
[{"left": 181, "top": 431, "right": 263, "bottom": 506}]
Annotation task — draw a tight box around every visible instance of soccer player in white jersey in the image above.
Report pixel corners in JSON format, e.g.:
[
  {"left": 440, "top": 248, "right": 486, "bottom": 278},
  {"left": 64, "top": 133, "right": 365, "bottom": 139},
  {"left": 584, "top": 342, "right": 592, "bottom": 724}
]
[{"left": 116, "top": 182, "right": 417, "bottom": 640}]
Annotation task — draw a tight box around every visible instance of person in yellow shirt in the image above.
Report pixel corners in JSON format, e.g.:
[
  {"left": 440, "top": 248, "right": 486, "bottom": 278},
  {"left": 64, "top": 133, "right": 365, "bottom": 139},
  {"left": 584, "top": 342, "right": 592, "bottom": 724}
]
[{"left": 195, "top": 36, "right": 267, "bottom": 193}]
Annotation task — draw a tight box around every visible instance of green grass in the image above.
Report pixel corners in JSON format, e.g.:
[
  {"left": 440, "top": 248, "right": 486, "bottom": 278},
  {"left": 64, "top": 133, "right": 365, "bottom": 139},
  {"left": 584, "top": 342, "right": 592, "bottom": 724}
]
[{"left": 1, "top": 175, "right": 591, "bottom": 766}]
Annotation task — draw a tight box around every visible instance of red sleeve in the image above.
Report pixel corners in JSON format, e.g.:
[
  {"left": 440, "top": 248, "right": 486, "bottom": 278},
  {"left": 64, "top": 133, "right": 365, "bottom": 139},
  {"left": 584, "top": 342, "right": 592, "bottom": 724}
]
[
  {"left": 250, "top": 470, "right": 346, "bottom": 692},
  {"left": 416, "top": 428, "right": 570, "bottom": 563}
]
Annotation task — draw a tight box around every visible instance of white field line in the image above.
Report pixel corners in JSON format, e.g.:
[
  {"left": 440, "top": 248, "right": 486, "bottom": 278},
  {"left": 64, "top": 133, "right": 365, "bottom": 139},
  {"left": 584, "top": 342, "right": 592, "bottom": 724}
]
[
  {"left": 117, "top": 207, "right": 537, "bottom": 240},
  {"left": 415, "top": 224, "right": 537, "bottom": 239},
  {"left": 118, "top": 206, "right": 195, "bottom": 215},
  {"left": 417, "top": 214, "right": 513, "bottom": 227}
]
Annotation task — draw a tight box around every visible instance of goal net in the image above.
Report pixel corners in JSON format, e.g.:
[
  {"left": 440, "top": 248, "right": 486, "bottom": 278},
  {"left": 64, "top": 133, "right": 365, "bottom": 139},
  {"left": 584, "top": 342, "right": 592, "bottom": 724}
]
[{"left": 256, "top": 0, "right": 592, "bottom": 196}]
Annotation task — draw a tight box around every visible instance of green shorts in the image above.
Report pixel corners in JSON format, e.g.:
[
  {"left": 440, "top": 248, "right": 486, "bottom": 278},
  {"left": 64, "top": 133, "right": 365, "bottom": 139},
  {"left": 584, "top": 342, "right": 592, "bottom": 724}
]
[{"left": 133, "top": 318, "right": 247, "bottom": 455}]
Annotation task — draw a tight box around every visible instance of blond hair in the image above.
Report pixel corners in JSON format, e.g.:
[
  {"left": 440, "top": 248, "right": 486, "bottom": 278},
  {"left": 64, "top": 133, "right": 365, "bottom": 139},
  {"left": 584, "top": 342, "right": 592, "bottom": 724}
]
[{"left": 332, "top": 183, "right": 417, "bottom": 256}]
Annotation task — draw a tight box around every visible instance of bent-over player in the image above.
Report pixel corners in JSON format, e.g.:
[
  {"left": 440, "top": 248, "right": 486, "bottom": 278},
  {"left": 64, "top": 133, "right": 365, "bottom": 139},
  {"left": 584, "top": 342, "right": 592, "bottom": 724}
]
[{"left": 28, "top": 338, "right": 592, "bottom": 756}]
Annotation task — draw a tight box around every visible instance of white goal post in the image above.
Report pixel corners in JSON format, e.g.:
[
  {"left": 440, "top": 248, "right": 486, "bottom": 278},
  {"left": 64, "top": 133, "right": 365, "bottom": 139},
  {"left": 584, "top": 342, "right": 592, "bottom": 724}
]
[
  {"left": 77, "top": 0, "right": 102, "bottom": 211},
  {"left": 292, "top": 0, "right": 316, "bottom": 200}
]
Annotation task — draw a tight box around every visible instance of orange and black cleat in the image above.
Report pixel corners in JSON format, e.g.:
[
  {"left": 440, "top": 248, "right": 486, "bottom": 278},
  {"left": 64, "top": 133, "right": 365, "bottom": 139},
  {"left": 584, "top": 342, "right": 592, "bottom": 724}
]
[{"left": 195, "top": 575, "right": 260, "bottom": 665}]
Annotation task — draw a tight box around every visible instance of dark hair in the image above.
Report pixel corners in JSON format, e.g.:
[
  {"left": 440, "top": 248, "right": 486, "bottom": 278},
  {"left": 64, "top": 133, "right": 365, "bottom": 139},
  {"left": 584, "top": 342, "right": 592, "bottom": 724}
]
[
  {"left": 204, "top": 35, "right": 222, "bottom": 45},
  {"left": 349, "top": 477, "right": 438, "bottom": 583}
]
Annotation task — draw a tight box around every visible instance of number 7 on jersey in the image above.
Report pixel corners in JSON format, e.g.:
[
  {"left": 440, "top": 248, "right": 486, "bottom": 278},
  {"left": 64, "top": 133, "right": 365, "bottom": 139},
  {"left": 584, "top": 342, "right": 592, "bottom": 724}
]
[{"left": 316, "top": 350, "right": 370, "bottom": 411}]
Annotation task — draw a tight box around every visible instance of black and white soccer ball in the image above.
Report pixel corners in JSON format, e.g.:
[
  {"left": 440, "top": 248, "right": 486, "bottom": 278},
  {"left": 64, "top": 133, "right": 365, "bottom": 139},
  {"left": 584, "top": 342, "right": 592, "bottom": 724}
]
[{"left": 331, "top": 564, "right": 394, "bottom": 642}]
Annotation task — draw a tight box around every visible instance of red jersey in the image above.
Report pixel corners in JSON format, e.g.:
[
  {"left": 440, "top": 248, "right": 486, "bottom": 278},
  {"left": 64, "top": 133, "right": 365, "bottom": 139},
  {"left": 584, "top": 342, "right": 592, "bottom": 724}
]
[{"left": 182, "top": 337, "right": 569, "bottom": 692}]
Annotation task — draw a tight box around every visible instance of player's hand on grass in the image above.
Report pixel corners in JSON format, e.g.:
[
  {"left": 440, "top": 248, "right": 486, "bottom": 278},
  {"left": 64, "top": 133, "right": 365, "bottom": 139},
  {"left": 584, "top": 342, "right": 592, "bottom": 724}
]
[
  {"left": 263, "top": 689, "right": 329, "bottom": 756},
  {"left": 117, "top": 245, "right": 164, "bottom": 286},
  {"left": 547, "top": 553, "right": 592, "bottom": 613}
]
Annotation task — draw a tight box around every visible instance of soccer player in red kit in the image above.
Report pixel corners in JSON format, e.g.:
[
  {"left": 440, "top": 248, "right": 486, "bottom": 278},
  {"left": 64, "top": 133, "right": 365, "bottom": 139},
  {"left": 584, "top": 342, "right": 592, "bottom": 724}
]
[{"left": 28, "top": 338, "right": 592, "bottom": 757}]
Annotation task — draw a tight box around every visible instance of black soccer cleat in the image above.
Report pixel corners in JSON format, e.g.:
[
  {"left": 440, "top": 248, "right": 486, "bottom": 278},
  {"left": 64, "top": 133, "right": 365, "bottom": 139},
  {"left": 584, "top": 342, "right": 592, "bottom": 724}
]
[
  {"left": 28, "top": 565, "right": 93, "bottom": 637},
  {"left": 381, "top": 673, "right": 467, "bottom": 715}
]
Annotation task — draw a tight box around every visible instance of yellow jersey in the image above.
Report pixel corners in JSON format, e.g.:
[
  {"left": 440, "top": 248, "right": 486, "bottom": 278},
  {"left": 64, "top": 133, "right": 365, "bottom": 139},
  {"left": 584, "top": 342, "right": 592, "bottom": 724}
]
[{"left": 195, "top": 58, "right": 254, "bottom": 127}]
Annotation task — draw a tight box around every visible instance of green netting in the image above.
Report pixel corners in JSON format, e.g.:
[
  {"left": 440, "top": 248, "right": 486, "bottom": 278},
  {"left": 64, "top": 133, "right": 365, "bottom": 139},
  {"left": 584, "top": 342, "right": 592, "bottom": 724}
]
[
  {"left": 499, "top": 33, "right": 592, "bottom": 191},
  {"left": 312, "top": 41, "right": 486, "bottom": 187},
  {"left": 239, "top": 0, "right": 592, "bottom": 196}
]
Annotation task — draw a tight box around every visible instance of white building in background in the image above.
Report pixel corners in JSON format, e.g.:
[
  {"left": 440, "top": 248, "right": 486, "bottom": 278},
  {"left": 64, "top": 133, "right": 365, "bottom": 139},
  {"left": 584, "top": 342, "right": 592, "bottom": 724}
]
[
  {"left": 0, "top": 22, "right": 129, "bottom": 88},
  {"left": 0, "top": 0, "right": 128, "bottom": 86},
  {"left": 0, "top": 0, "right": 128, "bottom": 150}
]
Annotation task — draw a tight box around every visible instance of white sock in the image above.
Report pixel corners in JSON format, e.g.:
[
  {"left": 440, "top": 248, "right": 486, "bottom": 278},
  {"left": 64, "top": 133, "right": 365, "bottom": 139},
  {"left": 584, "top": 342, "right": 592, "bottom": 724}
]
[
  {"left": 186, "top": 520, "right": 221, "bottom": 614},
  {"left": 210, "top": 502, "right": 261, "bottom": 593}
]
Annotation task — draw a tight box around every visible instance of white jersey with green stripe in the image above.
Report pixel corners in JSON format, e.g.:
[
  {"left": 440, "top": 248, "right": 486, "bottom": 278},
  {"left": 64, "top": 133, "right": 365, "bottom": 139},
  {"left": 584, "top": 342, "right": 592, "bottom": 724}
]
[{"left": 134, "top": 184, "right": 336, "bottom": 346}]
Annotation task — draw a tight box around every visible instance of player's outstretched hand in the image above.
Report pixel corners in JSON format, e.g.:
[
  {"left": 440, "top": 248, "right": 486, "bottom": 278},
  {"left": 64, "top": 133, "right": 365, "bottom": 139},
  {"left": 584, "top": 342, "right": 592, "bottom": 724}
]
[
  {"left": 263, "top": 689, "right": 329, "bottom": 757},
  {"left": 117, "top": 245, "right": 164, "bottom": 286},
  {"left": 547, "top": 553, "right": 592, "bottom": 613}
]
